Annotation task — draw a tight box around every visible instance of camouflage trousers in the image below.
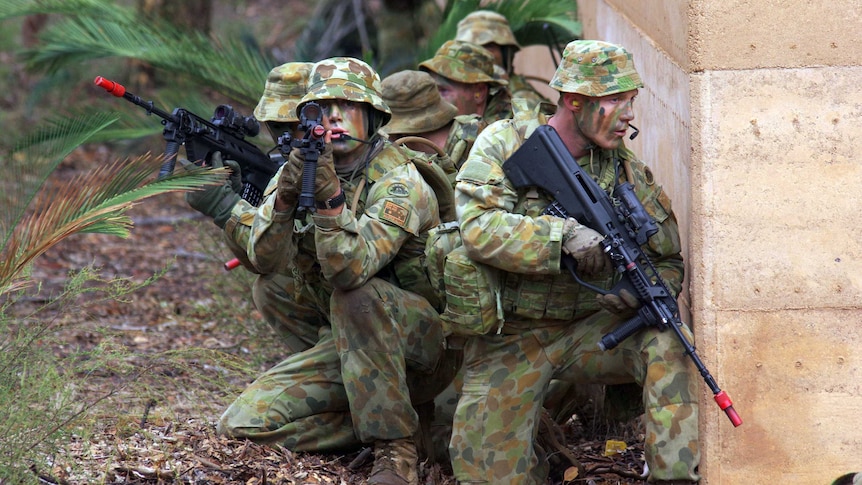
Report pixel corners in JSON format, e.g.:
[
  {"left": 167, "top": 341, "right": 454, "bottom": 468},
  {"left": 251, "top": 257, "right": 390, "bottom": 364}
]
[
  {"left": 217, "top": 277, "right": 458, "bottom": 450},
  {"left": 251, "top": 272, "right": 329, "bottom": 354},
  {"left": 449, "top": 310, "right": 701, "bottom": 484}
]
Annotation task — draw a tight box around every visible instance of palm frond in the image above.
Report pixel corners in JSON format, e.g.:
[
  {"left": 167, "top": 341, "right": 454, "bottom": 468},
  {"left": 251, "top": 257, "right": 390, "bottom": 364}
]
[
  {"left": 0, "top": 152, "right": 227, "bottom": 296},
  {"left": 494, "top": 0, "right": 581, "bottom": 46},
  {"left": 1, "top": 111, "right": 120, "bottom": 249},
  {"left": 18, "top": 8, "right": 273, "bottom": 106}
]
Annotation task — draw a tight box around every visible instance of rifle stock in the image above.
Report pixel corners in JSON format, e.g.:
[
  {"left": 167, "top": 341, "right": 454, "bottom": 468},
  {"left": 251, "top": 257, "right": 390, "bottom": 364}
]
[{"left": 502, "top": 124, "right": 741, "bottom": 427}]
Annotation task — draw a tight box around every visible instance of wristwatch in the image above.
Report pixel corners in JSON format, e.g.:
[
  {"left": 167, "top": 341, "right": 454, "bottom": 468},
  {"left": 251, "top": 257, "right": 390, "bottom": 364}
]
[{"left": 315, "top": 190, "right": 346, "bottom": 210}]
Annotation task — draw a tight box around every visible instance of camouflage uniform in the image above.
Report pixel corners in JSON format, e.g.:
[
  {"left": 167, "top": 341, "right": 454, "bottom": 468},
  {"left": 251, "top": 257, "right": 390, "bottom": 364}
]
[
  {"left": 419, "top": 40, "right": 511, "bottom": 125},
  {"left": 217, "top": 59, "right": 460, "bottom": 478},
  {"left": 442, "top": 114, "right": 485, "bottom": 174},
  {"left": 448, "top": 41, "right": 701, "bottom": 484},
  {"left": 381, "top": 69, "right": 485, "bottom": 183},
  {"left": 220, "top": 62, "right": 323, "bottom": 352},
  {"left": 455, "top": 10, "right": 555, "bottom": 115},
  {"left": 381, "top": 69, "right": 458, "bottom": 137}
]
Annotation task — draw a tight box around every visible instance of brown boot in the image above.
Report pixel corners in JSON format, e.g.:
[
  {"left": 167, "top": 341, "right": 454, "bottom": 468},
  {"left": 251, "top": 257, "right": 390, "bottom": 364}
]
[{"left": 367, "top": 438, "right": 419, "bottom": 485}]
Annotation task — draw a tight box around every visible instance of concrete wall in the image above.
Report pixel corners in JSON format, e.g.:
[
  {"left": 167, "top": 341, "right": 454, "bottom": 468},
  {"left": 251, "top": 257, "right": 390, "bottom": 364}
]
[{"left": 517, "top": 1, "right": 862, "bottom": 483}]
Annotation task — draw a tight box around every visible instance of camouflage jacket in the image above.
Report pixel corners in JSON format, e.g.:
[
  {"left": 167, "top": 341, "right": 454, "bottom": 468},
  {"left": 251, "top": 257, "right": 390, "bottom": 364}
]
[
  {"left": 483, "top": 87, "right": 512, "bottom": 125},
  {"left": 444, "top": 114, "right": 486, "bottom": 172},
  {"left": 245, "top": 140, "right": 443, "bottom": 307},
  {"left": 508, "top": 72, "right": 556, "bottom": 115},
  {"left": 454, "top": 105, "right": 684, "bottom": 323},
  {"left": 418, "top": 114, "right": 487, "bottom": 187},
  {"left": 223, "top": 173, "right": 280, "bottom": 273}
]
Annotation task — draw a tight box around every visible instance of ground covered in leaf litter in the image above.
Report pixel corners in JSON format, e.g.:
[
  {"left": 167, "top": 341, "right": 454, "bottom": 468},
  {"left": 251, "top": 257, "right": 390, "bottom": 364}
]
[{"left": 19, "top": 146, "right": 649, "bottom": 484}]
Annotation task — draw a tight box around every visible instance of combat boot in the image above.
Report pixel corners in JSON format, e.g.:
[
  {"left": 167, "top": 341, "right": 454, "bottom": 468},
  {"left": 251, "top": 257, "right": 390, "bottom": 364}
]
[{"left": 367, "top": 438, "right": 418, "bottom": 485}]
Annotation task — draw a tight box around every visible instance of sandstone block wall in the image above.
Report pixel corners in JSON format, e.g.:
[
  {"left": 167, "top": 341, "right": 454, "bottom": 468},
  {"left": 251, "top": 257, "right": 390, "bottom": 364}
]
[{"left": 516, "top": 1, "right": 862, "bottom": 483}]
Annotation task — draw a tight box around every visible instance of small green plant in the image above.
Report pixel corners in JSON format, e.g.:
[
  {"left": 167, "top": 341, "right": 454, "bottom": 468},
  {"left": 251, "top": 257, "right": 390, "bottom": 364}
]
[{"left": 0, "top": 111, "right": 228, "bottom": 482}]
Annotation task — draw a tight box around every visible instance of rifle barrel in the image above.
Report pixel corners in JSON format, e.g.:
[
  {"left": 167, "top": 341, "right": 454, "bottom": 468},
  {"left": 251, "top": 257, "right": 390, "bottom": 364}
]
[{"left": 93, "top": 76, "right": 174, "bottom": 121}]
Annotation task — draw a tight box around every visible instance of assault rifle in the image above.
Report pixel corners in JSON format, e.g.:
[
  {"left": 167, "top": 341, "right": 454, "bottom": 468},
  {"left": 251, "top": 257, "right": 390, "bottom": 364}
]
[
  {"left": 503, "top": 124, "right": 742, "bottom": 427},
  {"left": 276, "top": 101, "right": 325, "bottom": 213},
  {"left": 94, "top": 76, "right": 279, "bottom": 206}
]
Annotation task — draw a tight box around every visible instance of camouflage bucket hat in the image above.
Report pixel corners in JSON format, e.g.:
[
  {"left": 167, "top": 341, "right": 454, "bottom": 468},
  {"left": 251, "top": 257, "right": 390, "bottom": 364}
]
[
  {"left": 254, "top": 62, "right": 313, "bottom": 122},
  {"left": 299, "top": 57, "right": 391, "bottom": 124},
  {"left": 549, "top": 40, "right": 643, "bottom": 96},
  {"left": 419, "top": 40, "right": 507, "bottom": 87},
  {"left": 381, "top": 70, "right": 458, "bottom": 135},
  {"left": 455, "top": 10, "right": 520, "bottom": 50}
]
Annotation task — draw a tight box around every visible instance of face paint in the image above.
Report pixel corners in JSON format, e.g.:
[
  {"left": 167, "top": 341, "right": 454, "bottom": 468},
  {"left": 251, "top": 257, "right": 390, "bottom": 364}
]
[
  {"left": 319, "top": 99, "right": 369, "bottom": 164},
  {"left": 432, "top": 74, "right": 484, "bottom": 117},
  {"left": 576, "top": 90, "right": 638, "bottom": 150}
]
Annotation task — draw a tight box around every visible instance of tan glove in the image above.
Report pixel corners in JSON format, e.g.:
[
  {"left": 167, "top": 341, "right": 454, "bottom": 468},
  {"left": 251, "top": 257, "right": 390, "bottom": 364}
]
[
  {"left": 279, "top": 143, "right": 339, "bottom": 207},
  {"left": 310, "top": 142, "right": 339, "bottom": 202},
  {"left": 596, "top": 289, "right": 641, "bottom": 318},
  {"left": 562, "top": 217, "right": 609, "bottom": 275},
  {"left": 276, "top": 150, "right": 300, "bottom": 208}
]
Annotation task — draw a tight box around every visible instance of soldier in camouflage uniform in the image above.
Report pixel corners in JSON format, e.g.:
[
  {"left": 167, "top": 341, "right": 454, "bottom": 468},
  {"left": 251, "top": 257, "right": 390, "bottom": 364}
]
[
  {"left": 380, "top": 69, "right": 485, "bottom": 181},
  {"left": 183, "top": 61, "right": 330, "bottom": 352},
  {"left": 455, "top": 10, "right": 555, "bottom": 115},
  {"left": 183, "top": 62, "right": 323, "bottom": 350},
  {"left": 418, "top": 39, "right": 511, "bottom": 125},
  {"left": 185, "top": 61, "right": 311, "bottom": 235},
  {"left": 448, "top": 40, "right": 701, "bottom": 484},
  {"left": 216, "top": 57, "right": 460, "bottom": 485}
]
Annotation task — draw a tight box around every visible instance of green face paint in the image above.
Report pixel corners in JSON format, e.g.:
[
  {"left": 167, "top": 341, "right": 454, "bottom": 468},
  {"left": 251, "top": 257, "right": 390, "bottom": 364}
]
[
  {"left": 576, "top": 90, "right": 638, "bottom": 150},
  {"left": 320, "top": 99, "right": 369, "bottom": 163}
]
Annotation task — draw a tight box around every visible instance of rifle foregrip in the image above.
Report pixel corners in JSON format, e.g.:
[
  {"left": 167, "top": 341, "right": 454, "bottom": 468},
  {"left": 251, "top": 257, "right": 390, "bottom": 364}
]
[
  {"left": 242, "top": 184, "right": 263, "bottom": 207},
  {"left": 158, "top": 141, "right": 181, "bottom": 180},
  {"left": 598, "top": 314, "right": 646, "bottom": 351},
  {"left": 298, "top": 159, "right": 317, "bottom": 212}
]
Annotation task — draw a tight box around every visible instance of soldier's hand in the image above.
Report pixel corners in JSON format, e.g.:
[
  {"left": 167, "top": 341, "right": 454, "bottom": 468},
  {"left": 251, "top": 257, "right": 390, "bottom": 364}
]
[
  {"left": 596, "top": 289, "right": 640, "bottom": 318},
  {"left": 277, "top": 149, "right": 302, "bottom": 208},
  {"left": 313, "top": 142, "right": 339, "bottom": 203},
  {"left": 280, "top": 143, "right": 339, "bottom": 209},
  {"left": 562, "top": 217, "right": 609, "bottom": 274},
  {"left": 182, "top": 152, "right": 241, "bottom": 229}
]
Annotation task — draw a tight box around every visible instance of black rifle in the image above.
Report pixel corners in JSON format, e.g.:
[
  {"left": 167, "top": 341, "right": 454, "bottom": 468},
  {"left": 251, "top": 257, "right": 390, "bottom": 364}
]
[
  {"left": 94, "top": 76, "right": 279, "bottom": 206},
  {"left": 503, "top": 124, "right": 742, "bottom": 427},
  {"left": 276, "top": 102, "right": 325, "bottom": 213}
]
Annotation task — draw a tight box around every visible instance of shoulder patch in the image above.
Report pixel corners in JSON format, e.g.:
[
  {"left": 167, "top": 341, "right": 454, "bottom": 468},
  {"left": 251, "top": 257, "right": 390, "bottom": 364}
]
[
  {"left": 381, "top": 200, "right": 410, "bottom": 228},
  {"left": 644, "top": 167, "right": 655, "bottom": 185},
  {"left": 388, "top": 182, "right": 410, "bottom": 197},
  {"left": 457, "top": 158, "right": 503, "bottom": 185}
]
